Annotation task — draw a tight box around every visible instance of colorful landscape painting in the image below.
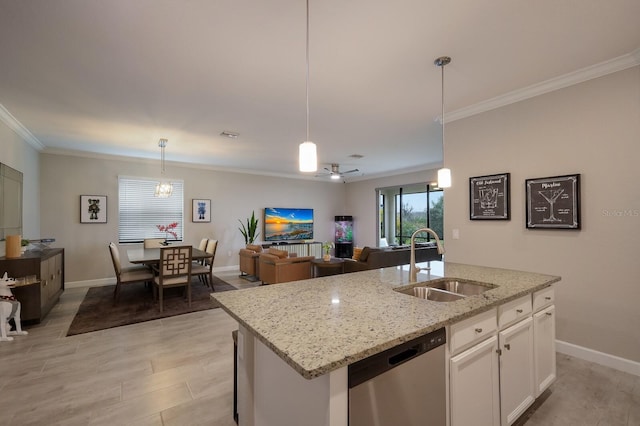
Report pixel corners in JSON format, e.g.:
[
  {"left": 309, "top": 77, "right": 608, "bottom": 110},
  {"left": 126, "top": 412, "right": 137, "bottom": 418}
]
[{"left": 264, "top": 207, "right": 314, "bottom": 241}]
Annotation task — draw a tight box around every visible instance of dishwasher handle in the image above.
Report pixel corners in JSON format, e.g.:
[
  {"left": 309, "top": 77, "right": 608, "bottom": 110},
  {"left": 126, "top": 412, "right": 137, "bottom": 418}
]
[{"left": 388, "top": 345, "right": 420, "bottom": 366}]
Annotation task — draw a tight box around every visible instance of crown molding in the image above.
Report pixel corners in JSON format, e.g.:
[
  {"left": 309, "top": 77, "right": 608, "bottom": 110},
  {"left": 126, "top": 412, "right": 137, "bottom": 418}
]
[
  {"left": 446, "top": 48, "right": 640, "bottom": 123},
  {"left": 0, "top": 103, "right": 45, "bottom": 150}
]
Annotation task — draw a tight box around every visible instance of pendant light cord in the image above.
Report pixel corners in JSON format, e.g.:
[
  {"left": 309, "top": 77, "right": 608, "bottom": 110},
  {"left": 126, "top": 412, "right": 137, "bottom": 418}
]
[
  {"left": 305, "top": 0, "right": 310, "bottom": 142},
  {"left": 441, "top": 62, "right": 445, "bottom": 165}
]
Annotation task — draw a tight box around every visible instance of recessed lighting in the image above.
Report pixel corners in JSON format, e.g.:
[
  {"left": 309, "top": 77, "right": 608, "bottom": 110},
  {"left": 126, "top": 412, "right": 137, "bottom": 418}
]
[{"left": 220, "top": 131, "right": 239, "bottom": 138}]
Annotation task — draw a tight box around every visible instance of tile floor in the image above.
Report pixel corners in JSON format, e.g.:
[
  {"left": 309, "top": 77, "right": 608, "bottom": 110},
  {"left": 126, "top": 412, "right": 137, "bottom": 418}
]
[{"left": 0, "top": 270, "right": 638, "bottom": 425}]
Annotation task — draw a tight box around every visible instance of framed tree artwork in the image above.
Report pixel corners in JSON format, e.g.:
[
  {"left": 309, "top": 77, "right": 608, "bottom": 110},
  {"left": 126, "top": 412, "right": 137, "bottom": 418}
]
[
  {"left": 192, "top": 199, "right": 211, "bottom": 223},
  {"left": 469, "top": 173, "right": 510, "bottom": 220},
  {"left": 80, "top": 195, "right": 107, "bottom": 223},
  {"left": 526, "top": 174, "right": 581, "bottom": 229}
]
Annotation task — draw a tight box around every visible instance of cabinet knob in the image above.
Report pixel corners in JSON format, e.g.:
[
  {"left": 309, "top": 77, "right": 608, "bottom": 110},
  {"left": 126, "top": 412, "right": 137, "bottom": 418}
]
[
  {"left": 545, "top": 296, "right": 552, "bottom": 300},
  {"left": 504, "top": 343, "right": 511, "bottom": 351},
  {"left": 546, "top": 312, "right": 553, "bottom": 316},
  {"left": 516, "top": 309, "right": 523, "bottom": 314},
  {"left": 474, "top": 328, "right": 483, "bottom": 333},
  {"left": 496, "top": 349, "right": 502, "bottom": 356}
]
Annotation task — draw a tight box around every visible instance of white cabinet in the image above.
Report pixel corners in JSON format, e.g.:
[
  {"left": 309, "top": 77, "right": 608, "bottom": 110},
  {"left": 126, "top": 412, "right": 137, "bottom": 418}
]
[
  {"left": 533, "top": 297, "right": 556, "bottom": 397},
  {"left": 498, "top": 316, "right": 535, "bottom": 426},
  {"left": 450, "top": 335, "right": 500, "bottom": 426}
]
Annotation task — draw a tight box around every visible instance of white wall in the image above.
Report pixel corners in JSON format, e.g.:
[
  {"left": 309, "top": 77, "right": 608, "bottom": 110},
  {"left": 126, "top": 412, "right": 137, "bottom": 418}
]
[
  {"left": 39, "top": 153, "right": 347, "bottom": 283},
  {"left": 0, "top": 120, "right": 40, "bottom": 256},
  {"left": 443, "top": 66, "right": 640, "bottom": 362}
]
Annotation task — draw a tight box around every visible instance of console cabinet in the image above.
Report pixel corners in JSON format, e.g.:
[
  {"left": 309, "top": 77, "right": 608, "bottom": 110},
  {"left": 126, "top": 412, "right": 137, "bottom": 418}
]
[{"left": 0, "top": 248, "right": 65, "bottom": 323}]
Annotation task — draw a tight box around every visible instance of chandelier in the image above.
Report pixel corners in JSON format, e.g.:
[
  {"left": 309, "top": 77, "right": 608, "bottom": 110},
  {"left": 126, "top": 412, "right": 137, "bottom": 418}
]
[
  {"left": 154, "top": 138, "right": 173, "bottom": 198},
  {"left": 298, "top": 0, "right": 317, "bottom": 172},
  {"left": 435, "top": 56, "right": 452, "bottom": 188}
]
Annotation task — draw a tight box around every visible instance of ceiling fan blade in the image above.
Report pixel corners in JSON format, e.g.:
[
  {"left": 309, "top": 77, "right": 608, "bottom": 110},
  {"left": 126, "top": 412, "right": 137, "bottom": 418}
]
[{"left": 342, "top": 168, "right": 360, "bottom": 174}]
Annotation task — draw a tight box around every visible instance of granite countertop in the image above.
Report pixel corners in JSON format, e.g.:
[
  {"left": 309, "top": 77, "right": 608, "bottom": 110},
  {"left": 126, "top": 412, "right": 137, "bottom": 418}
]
[{"left": 211, "top": 261, "right": 560, "bottom": 379}]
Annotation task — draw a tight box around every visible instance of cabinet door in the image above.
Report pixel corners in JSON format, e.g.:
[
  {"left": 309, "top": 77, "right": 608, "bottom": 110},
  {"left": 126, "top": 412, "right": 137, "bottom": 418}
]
[
  {"left": 40, "top": 258, "right": 50, "bottom": 309},
  {"left": 450, "top": 335, "right": 500, "bottom": 426},
  {"left": 533, "top": 305, "right": 556, "bottom": 397},
  {"left": 50, "top": 253, "right": 63, "bottom": 295},
  {"left": 499, "top": 317, "right": 535, "bottom": 426}
]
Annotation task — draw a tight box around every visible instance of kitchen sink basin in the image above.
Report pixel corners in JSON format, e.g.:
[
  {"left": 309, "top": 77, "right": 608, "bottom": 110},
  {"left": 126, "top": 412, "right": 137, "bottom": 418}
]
[
  {"left": 396, "top": 286, "right": 465, "bottom": 302},
  {"left": 395, "top": 278, "right": 495, "bottom": 302},
  {"left": 426, "top": 279, "right": 494, "bottom": 296}
]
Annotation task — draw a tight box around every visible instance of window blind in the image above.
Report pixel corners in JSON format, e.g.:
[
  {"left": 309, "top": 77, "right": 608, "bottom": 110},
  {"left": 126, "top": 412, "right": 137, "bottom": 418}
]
[{"left": 118, "top": 177, "right": 184, "bottom": 244}]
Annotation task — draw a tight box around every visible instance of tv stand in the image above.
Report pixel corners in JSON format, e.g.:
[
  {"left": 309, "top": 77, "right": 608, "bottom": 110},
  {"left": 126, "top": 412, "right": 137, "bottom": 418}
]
[{"left": 262, "top": 242, "right": 322, "bottom": 258}]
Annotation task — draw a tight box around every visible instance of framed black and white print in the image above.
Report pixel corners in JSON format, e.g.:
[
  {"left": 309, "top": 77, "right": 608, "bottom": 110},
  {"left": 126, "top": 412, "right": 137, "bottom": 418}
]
[
  {"left": 469, "top": 173, "right": 510, "bottom": 220},
  {"left": 80, "top": 195, "right": 107, "bottom": 223},
  {"left": 526, "top": 174, "right": 581, "bottom": 229},
  {"left": 192, "top": 199, "right": 211, "bottom": 223}
]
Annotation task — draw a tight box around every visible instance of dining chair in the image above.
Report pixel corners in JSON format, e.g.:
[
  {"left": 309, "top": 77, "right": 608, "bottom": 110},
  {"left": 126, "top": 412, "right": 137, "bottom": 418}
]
[
  {"left": 153, "top": 245, "right": 193, "bottom": 312},
  {"left": 108, "top": 242, "right": 155, "bottom": 304},
  {"left": 193, "top": 239, "right": 218, "bottom": 290},
  {"left": 144, "top": 238, "right": 166, "bottom": 248},
  {"left": 194, "top": 238, "right": 208, "bottom": 266}
]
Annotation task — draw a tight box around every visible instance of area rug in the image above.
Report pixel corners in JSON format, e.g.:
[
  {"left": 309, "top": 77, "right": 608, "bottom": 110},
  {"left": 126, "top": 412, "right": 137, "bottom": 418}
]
[{"left": 67, "top": 276, "right": 236, "bottom": 336}]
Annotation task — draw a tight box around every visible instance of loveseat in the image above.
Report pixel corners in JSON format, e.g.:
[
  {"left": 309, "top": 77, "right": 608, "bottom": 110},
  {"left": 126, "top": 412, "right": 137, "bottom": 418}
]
[
  {"left": 343, "top": 244, "right": 442, "bottom": 273},
  {"left": 258, "top": 247, "right": 314, "bottom": 284},
  {"left": 239, "top": 244, "right": 263, "bottom": 279}
]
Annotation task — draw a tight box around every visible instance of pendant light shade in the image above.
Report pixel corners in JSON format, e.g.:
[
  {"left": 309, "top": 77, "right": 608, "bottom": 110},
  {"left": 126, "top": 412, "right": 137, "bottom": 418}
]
[
  {"left": 298, "top": 0, "right": 318, "bottom": 172},
  {"left": 299, "top": 141, "right": 317, "bottom": 172},
  {"left": 437, "top": 168, "right": 451, "bottom": 189},
  {"left": 154, "top": 138, "right": 173, "bottom": 198},
  {"left": 435, "top": 56, "right": 451, "bottom": 188}
]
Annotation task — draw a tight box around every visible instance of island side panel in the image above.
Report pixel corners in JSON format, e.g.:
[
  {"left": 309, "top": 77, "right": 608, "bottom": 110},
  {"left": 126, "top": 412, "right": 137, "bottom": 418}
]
[{"left": 238, "top": 326, "right": 348, "bottom": 426}]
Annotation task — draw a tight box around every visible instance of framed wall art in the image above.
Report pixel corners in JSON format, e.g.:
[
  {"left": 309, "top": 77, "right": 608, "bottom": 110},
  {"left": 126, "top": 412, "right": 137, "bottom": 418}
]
[
  {"left": 526, "top": 174, "right": 581, "bottom": 229},
  {"left": 80, "top": 195, "right": 107, "bottom": 223},
  {"left": 469, "top": 173, "right": 510, "bottom": 220},
  {"left": 192, "top": 199, "right": 211, "bottom": 223}
]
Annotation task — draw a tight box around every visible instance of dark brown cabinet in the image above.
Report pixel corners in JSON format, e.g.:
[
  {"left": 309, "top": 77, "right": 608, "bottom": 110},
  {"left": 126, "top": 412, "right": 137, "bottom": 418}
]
[{"left": 0, "top": 248, "right": 65, "bottom": 323}]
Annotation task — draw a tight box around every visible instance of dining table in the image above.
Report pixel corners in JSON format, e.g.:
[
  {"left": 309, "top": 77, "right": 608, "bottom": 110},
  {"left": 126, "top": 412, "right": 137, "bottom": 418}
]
[{"left": 127, "top": 246, "right": 210, "bottom": 266}]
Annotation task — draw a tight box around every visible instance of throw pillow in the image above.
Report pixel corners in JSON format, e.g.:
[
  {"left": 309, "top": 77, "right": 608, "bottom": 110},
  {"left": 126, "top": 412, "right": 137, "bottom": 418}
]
[
  {"left": 359, "top": 246, "right": 371, "bottom": 262},
  {"left": 352, "top": 247, "right": 363, "bottom": 261}
]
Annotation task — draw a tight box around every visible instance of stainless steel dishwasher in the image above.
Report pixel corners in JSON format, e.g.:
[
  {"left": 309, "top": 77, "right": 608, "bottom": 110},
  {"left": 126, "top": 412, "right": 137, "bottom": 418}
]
[{"left": 348, "top": 327, "right": 446, "bottom": 426}]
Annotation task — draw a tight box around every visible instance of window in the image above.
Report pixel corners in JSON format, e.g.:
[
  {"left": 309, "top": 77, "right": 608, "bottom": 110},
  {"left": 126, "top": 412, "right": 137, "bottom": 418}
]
[
  {"left": 118, "top": 177, "right": 184, "bottom": 244},
  {"left": 377, "top": 183, "right": 443, "bottom": 246}
]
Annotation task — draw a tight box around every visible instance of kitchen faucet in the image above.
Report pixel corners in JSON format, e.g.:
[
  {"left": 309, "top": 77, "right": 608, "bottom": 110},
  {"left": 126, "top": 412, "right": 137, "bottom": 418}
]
[{"left": 409, "top": 228, "right": 445, "bottom": 282}]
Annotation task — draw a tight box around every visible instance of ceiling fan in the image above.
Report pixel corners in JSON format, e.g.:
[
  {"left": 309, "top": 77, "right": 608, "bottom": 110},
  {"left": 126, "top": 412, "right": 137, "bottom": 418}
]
[{"left": 315, "top": 164, "right": 360, "bottom": 180}]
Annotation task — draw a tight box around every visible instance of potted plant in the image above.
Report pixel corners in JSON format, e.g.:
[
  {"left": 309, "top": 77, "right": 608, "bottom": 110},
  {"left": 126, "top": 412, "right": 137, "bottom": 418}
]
[
  {"left": 239, "top": 211, "right": 260, "bottom": 245},
  {"left": 20, "top": 239, "right": 29, "bottom": 254},
  {"left": 322, "top": 241, "right": 334, "bottom": 261}
]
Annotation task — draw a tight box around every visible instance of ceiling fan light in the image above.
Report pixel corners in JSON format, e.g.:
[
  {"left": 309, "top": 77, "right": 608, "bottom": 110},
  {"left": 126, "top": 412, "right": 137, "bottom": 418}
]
[
  {"left": 438, "top": 168, "right": 451, "bottom": 188},
  {"left": 299, "top": 141, "right": 317, "bottom": 172},
  {"left": 330, "top": 174, "right": 340, "bottom": 180}
]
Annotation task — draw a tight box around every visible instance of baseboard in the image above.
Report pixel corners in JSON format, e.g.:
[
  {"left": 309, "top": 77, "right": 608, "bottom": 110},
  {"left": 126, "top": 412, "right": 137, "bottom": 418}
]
[
  {"left": 66, "top": 265, "right": 239, "bottom": 289},
  {"left": 66, "top": 277, "right": 115, "bottom": 289},
  {"left": 556, "top": 340, "right": 640, "bottom": 377}
]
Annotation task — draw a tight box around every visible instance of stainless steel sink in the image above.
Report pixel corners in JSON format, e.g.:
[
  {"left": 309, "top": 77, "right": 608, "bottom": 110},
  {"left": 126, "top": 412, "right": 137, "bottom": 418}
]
[
  {"left": 395, "top": 278, "right": 495, "bottom": 302},
  {"left": 396, "top": 286, "right": 465, "bottom": 302},
  {"left": 426, "top": 279, "right": 494, "bottom": 296}
]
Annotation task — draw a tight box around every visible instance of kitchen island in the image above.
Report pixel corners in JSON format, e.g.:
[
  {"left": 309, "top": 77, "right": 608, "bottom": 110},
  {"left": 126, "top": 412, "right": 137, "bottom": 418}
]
[{"left": 212, "top": 261, "right": 560, "bottom": 426}]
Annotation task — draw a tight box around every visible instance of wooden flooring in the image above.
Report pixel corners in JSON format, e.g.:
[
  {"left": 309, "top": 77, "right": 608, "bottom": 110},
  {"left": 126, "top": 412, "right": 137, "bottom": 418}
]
[{"left": 0, "top": 270, "right": 638, "bottom": 425}]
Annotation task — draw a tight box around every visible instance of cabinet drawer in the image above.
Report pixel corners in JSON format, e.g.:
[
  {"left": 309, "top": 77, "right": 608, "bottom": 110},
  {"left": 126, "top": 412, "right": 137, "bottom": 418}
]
[
  {"left": 450, "top": 308, "right": 497, "bottom": 354},
  {"left": 498, "top": 295, "right": 532, "bottom": 329},
  {"left": 533, "top": 286, "right": 554, "bottom": 312}
]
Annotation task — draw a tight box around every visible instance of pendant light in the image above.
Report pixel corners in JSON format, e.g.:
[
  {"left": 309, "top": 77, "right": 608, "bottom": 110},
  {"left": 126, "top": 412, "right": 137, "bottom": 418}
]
[
  {"left": 154, "top": 138, "right": 173, "bottom": 198},
  {"left": 299, "top": 0, "right": 317, "bottom": 172},
  {"left": 435, "top": 56, "right": 451, "bottom": 188}
]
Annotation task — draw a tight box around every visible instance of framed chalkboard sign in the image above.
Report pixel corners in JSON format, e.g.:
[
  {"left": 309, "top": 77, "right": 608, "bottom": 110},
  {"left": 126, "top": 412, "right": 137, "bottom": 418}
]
[
  {"left": 470, "top": 173, "right": 510, "bottom": 220},
  {"left": 526, "top": 174, "right": 580, "bottom": 229}
]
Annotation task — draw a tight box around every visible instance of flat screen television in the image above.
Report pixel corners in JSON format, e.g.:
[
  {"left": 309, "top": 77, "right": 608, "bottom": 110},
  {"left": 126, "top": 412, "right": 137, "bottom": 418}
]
[{"left": 264, "top": 207, "right": 314, "bottom": 242}]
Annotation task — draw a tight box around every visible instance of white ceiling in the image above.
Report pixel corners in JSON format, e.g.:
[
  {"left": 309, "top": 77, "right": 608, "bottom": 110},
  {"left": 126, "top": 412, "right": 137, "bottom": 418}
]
[{"left": 1, "top": 0, "right": 639, "bottom": 181}]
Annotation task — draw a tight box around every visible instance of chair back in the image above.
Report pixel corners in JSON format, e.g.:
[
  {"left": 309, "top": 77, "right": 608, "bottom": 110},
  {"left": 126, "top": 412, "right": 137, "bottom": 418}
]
[
  {"left": 197, "top": 238, "right": 208, "bottom": 251},
  {"left": 144, "top": 238, "right": 165, "bottom": 248},
  {"left": 159, "top": 246, "right": 193, "bottom": 281},
  {"left": 204, "top": 239, "right": 218, "bottom": 266},
  {"left": 108, "top": 242, "right": 122, "bottom": 276}
]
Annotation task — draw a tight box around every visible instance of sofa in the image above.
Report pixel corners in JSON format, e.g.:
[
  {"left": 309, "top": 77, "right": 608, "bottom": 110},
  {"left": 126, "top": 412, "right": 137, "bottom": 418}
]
[
  {"left": 343, "top": 244, "right": 442, "bottom": 273},
  {"left": 258, "top": 247, "right": 315, "bottom": 284},
  {"left": 239, "top": 244, "right": 263, "bottom": 279}
]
